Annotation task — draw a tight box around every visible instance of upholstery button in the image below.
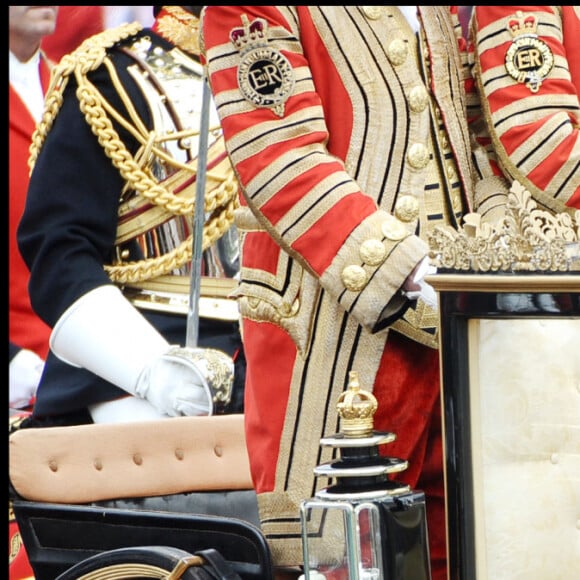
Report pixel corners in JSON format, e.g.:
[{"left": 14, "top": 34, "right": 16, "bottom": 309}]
[
  {"left": 214, "top": 445, "right": 223, "bottom": 457},
  {"left": 133, "top": 453, "right": 143, "bottom": 466},
  {"left": 93, "top": 458, "right": 103, "bottom": 471},
  {"left": 48, "top": 459, "right": 58, "bottom": 472},
  {"left": 550, "top": 453, "right": 559, "bottom": 465},
  {"left": 175, "top": 448, "right": 184, "bottom": 461}
]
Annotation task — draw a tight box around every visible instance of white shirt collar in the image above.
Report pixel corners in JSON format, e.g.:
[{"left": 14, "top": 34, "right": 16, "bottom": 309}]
[{"left": 9, "top": 50, "right": 45, "bottom": 122}]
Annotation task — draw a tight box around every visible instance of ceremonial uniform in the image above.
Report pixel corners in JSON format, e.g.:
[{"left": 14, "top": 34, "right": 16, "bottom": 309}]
[
  {"left": 18, "top": 7, "right": 244, "bottom": 423},
  {"left": 9, "top": 50, "right": 52, "bottom": 362},
  {"left": 471, "top": 6, "right": 580, "bottom": 213},
  {"left": 201, "top": 6, "right": 505, "bottom": 577}
]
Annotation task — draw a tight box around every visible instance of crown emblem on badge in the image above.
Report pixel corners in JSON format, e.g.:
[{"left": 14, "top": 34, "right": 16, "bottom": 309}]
[
  {"left": 230, "top": 15, "right": 268, "bottom": 52},
  {"left": 508, "top": 11, "right": 538, "bottom": 37},
  {"left": 230, "top": 14, "right": 295, "bottom": 118},
  {"left": 504, "top": 10, "right": 553, "bottom": 93}
]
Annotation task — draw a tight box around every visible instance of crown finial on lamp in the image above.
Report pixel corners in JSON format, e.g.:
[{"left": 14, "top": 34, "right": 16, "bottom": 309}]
[{"left": 336, "top": 371, "right": 378, "bottom": 438}]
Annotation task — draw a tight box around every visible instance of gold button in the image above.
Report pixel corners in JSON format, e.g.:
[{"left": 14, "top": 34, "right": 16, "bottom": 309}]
[
  {"left": 360, "top": 239, "right": 386, "bottom": 266},
  {"left": 342, "top": 265, "right": 368, "bottom": 292},
  {"left": 362, "top": 6, "right": 382, "bottom": 20},
  {"left": 446, "top": 162, "right": 457, "bottom": 180},
  {"left": 407, "top": 143, "right": 429, "bottom": 169},
  {"left": 452, "top": 193, "right": 462, "bottom": 211},
  {"left": 278, "top": 298, "right": 300, "bottom": 317},
  {"left": 381, "top": 218, "right": 407, "bottom": 241},
  {"left": 387, "top": 38, "right": 408, "bottom": 66},
  {"left": 408, "top": 86, "right": 429, "bottom": 112},
  {"left": 395, "top": 195, "right": 420, "bottom": 222}
]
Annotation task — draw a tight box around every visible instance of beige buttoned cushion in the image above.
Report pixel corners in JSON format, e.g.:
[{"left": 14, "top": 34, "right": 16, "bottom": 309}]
[{"left": 9, "top": 414, "right": 253, "bottom": 504}]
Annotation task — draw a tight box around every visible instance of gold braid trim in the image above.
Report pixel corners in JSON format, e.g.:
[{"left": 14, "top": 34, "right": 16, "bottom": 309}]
[
  {"left": 29, "top": 22, "right": 143, "bottom": 173},
  {"left": 105, "top": 197, "right": 238, "bottom": 284},
  {"left": 156, "top": 6, "right": 200, "bottom": 55},
  {"left": 28, "top": 21, "right": 240, "bottom": 285}
]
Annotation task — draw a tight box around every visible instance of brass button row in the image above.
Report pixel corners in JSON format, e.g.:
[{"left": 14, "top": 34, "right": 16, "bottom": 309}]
[{"left": 341, "top": 217, "right": 409, "bottom": 291}]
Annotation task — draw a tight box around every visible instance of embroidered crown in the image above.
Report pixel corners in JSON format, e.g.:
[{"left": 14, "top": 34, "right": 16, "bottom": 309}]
[
  {"left": 508, "top": 11, "right": 538, "bottom": 37},
  {"left": 230, "top": 15, "right": 268, "bottom": 50}
]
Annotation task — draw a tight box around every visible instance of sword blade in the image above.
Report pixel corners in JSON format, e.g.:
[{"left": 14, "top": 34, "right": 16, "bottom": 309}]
[{"left": 186, "top": 75, "right": 212, "bottom": 348}]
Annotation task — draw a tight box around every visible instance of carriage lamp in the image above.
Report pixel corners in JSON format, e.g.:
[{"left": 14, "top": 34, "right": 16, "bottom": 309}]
[{"left": 299, "top": 371, "right": 432, "bottom": 580}]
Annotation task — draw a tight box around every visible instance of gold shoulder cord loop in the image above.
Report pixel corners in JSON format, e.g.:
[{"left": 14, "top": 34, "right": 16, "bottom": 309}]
[
  {"left": 28, "top": 21, "right": 239, "bottom": 286},
  {"left": 29, "top": 22, "right": 143, "bottom": 173}
]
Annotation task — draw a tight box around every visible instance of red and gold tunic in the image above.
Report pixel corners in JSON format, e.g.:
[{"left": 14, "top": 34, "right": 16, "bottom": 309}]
[
  {"left": 201, "top": 7, "right": 502, "bottom": 576},
  {"left": 9, "top": 53, "right": 52, "bottom": 360},
  {"left": 471, "top": 6, "right": 580, "bottom": 211}
]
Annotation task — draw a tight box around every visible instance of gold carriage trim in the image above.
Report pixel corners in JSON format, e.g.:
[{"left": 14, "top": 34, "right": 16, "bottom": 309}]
[{"left": 428, "top": 181, "right": 580, "bottom": 273}]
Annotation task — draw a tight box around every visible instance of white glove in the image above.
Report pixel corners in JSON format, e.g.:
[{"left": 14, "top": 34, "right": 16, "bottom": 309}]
[
  {"left": 136, "top": 346, "right": 234, "bottom": 417},
  {"left": 402, "top": 256, "right": 438, "bottom": 310},
  {"left": 9, "top": 348, "right": 44, "bottom": 409},
  {"left": 50, "top": 285, "right": 233, "bottom": 417}
]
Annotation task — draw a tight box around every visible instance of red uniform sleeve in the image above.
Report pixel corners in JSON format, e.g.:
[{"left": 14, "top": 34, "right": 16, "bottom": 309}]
[{"left": 472, "top": 6, "right": 580, "bottom": 212}]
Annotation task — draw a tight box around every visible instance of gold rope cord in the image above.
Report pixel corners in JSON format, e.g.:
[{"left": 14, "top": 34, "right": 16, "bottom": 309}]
[
  {"left": 28, "top": 22, "right": 239, "bottom": 285},
  {"left": 29, "top": 23, "right": 144, "bottom": 171}
]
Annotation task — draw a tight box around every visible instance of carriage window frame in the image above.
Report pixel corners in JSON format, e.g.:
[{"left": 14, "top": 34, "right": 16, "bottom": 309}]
[{"left": 428, "top": 274, "right": 580, "bottom": 580}]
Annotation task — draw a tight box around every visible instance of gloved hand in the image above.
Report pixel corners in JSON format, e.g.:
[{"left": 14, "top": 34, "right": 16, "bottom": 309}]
[
  {"left": 402, "top": 256, "right": 438, "bottom": 310},
  {"left": 9, "top": 348, "right": 44, "bottom": 409},
  {"left": 50, "top": 285, "right": 234, "bottom": 417},
  {"left": 135, "top": 346, "right": 234, "bottom": 417}
]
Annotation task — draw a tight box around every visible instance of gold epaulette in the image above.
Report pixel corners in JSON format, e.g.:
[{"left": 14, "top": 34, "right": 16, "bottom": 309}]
[
  {"left": 27, "top": 20, "right": 241, "bottom": 292},
  {"left": 28, "top": 22, "right": 143, "bottom": 173}
]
